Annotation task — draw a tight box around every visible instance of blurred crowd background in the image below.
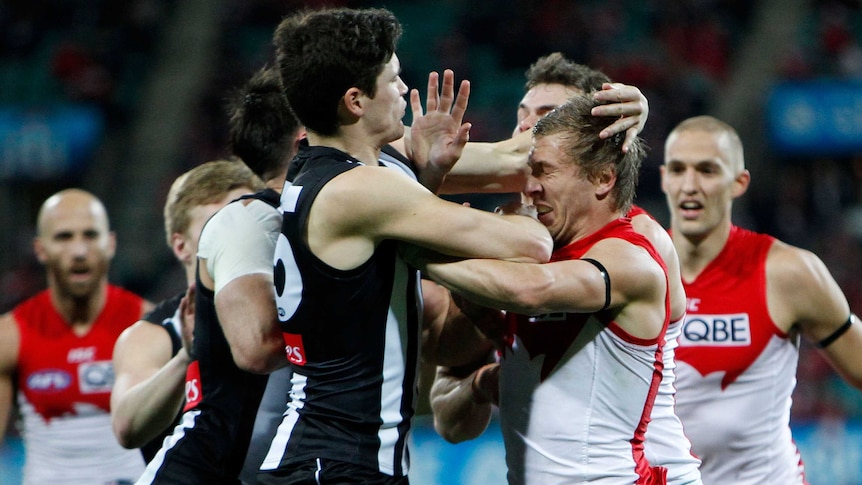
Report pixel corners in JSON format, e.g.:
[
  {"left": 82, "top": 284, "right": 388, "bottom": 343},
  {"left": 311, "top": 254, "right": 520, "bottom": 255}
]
[{"left": 0, "top": 0, "right": 861, "bottom": 441}]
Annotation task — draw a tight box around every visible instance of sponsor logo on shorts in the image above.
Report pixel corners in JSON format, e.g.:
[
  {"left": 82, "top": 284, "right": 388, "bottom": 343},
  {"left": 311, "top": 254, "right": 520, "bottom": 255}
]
[{"left": 680, "top": 313, "right": 751, "bottom": 346}]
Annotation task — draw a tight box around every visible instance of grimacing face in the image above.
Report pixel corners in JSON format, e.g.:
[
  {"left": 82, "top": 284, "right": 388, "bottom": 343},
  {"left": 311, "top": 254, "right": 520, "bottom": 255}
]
[
  {"left": 525, "top": 133, "right": 597, "bottom": 247},
  {"left": 661, "top": 129, "right": 746, "bottom": 241},
  {"left": 35, "top": 195, "right": 115, "bottom": 300}
]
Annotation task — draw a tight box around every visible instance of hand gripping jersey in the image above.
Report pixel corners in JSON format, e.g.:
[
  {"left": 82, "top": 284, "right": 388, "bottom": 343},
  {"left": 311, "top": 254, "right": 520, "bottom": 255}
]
[
  {"left": 136, "top": 190, "right": 281, "bottom": 485},
  {"left": 499, "top": 218, "right": 670, "bottom": 485},
  {"left": 14, "top": 285, "right": 146, "bottom": 484},
  {"left": 673, "top": 226, "right": 805, "bottom": 485},
  {"left": 264, "top": 145, "right": 422, "bottom": 477}
]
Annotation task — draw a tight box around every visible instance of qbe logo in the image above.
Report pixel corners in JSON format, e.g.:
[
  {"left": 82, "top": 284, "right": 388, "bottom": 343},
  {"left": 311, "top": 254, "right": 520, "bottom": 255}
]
[
  {"left": 680, "top": 313, "right": 751, "bottom": 347},
  {"left": 78, "top": 361, "right": 114, "bottom": 393}
]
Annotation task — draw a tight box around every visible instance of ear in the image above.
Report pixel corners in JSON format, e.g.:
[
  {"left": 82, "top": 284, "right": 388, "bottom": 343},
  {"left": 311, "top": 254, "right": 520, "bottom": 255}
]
[
  {"left": 106, "top": 231, "right": 117, "bottom": 260},
  {"left": 33, "top": 237, "right": 48, "bottom": 264},
  {"left": 171, "top": 232, "right": 192, "bottom": 266},
  {"left": 340, "top": 87, "right": 365, "bottom": 119},
  {"left": 732, "top": 169, "right": 750, "bottom": 198},
  {"left": 595, "top": 167, "right": 617, "bottom": 198}
]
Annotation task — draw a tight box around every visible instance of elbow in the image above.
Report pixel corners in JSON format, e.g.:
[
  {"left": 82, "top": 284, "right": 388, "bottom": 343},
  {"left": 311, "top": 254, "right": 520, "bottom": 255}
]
[
  {"left": 112, "top": 418, "right": 144, "bottom": 449},
  {"left": 232, "top": 344, "right": 286, "bottom": 375}
]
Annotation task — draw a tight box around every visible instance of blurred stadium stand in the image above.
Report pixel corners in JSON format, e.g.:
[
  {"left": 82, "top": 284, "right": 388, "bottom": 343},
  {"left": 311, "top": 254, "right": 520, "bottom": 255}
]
[{"left": 1, "top": 0, "right": 861, "bottom": 483}]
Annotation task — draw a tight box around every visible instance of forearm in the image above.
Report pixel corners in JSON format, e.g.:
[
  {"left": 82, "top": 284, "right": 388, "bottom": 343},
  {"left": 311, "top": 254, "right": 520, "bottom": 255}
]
[
  {"left": 439, "top": 138, "right": 528, "bottom": 195},
  {"left": 425, "top": 258, "right": 552, "bottom": 314},
  {"left": 430, "top": 366, "right": 492, "bottom": 443},
  {"left": 112, "top": 350, "right": 190, "bottom": 448},
  {"left": 217, "top": 275, "right": 287, "bottom": 374},
  {"left": 0, "top": 376, "right": 12, "bottom": 439}
]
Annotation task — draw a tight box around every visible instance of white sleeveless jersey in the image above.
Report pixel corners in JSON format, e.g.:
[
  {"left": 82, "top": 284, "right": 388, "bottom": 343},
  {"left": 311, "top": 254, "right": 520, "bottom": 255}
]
[
  {"left": 644, "top": 318, "right": 702, "bottom": 485},
  {"left": 18, "top": 397, "right": 145, "bottom": 484}
]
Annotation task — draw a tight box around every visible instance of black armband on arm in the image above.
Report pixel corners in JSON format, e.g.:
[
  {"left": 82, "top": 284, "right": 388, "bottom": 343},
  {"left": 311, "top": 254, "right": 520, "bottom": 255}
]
[
  {"left": 581, "top": 258, "right": 611, "bottom": 311},
  {"left": 815, "top": 314, "right": 855, "bottom": 349}
]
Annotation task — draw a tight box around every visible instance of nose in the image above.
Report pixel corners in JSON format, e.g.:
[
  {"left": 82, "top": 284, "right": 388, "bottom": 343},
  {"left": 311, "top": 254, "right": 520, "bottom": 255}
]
[
  {"left": 523, "top": 173, "right": 541, "bottom": 199},
  {"left": 397, "top": 76, "right": 408, "bottom": 96},
  {"left": 518, "top": 115, "right": 538, "bottom": 133},
  {"left": 680, "top": 167, "right": 698, "bottom": 193}
]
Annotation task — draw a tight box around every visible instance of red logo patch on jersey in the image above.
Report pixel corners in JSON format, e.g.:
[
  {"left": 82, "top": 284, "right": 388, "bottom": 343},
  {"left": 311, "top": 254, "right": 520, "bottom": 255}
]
[
  {"left": 183, "top": 360, "right": 202, "bottom": 411},
  {"left": 283, "top": 332, "right": 306, "bottom": 366}
]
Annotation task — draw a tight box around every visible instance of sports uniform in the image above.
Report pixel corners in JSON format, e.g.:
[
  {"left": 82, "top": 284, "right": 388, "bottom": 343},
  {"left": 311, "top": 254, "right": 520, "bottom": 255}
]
[
  {"left": 628, "top": 206, "right": 702, "bottom": 485},
  {"left": 499, "top": 218, "right": 669, "bottom": 485},
  {"left": 13, "top": 285, "right": 146, "bottom": 484},
  {"left": 673, "top": 225, "right": 806, "bottom": 485},
  {"left": 137, "top": 190, "right": 281, "bottom": 484},
  {"left": 262, "top": 145, "right": 421, "bottom": 482}
]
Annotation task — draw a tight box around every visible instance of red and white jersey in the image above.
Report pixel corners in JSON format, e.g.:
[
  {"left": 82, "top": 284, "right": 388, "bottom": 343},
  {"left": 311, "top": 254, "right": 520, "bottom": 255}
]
[
  {"left": 499, "top": 218, "right": 670, "bottom": 485},
  {"left": 674, "top": 226, "right": 805, "bottom": 485},
  {"left": 644, "top": 317, "right": 702, "bottom": 485},
  {"left": 13, "top": 285, "right": 146, "bottom": 484}
]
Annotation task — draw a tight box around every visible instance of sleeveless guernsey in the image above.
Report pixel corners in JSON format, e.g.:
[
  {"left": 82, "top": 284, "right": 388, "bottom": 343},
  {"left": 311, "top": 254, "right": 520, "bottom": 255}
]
[{"left": 14, "top": 285, "right": 146, "bottom": 484}]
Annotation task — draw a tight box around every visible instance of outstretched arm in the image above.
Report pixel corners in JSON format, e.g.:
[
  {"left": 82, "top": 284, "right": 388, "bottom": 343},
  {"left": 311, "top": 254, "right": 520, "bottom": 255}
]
[{"left": 439, "top": 82, "right": 650, "bottom": 193}]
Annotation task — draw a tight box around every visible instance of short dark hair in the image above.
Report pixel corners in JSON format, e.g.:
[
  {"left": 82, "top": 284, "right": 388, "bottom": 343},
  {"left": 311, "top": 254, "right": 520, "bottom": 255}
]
[
  {"left": 533, "top": 95, "right": 645, "bottom": 213},
  {"left": 524, "top": 52, "right": 611, "bottom": 94},
  {"left": 227, "top": 66, "right": 301, "bottom": 182},
  {"left": 273, "top": 8, "right": 402, "bottom": 136}
]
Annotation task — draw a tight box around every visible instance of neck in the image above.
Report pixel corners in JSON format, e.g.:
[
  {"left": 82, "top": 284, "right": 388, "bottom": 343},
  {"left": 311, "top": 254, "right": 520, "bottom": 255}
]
[
  {"left": 50, "top": 281, "right": 108, "bottom": 334},
  {"left": 673, "top": 219, "right": 733, "bottom": 282},
  {"left": 556, "top": 207, "right": 621, "bottom": 250},
  {"left": 306, "top": 131, "right": 383, "bottom": 166}
]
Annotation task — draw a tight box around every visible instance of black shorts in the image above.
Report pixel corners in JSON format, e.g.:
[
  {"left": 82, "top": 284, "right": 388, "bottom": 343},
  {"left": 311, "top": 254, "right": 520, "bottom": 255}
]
[{"left": 257, "top": 459, "right": 409, "bottom": 485}]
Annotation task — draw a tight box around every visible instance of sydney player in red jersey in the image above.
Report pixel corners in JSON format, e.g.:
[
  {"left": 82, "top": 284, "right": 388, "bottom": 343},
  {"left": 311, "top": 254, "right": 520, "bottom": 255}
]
[
  {"left": 0, "top": 189, "right": 152, "bottom": 484},
  {"left": 662, "top": 116, "right": 862, "bottom": 484}
]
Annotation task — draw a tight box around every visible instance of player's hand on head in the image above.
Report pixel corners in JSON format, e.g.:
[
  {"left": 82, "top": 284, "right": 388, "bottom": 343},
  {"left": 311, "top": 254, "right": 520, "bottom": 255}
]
[{"left": 591, "top": 82, "right": 649, "bottom": 153}]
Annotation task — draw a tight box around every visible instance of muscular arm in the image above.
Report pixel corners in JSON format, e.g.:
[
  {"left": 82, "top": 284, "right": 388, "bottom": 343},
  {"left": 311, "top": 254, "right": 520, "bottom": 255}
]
[
  {"left": 0, "top": 313, "right": 19, "bottom": 440},
  {"left": 416, "top": 238, "right": 666, "bottom": 340},
  {"left": 311, "top": 166, "right": 552, "bottom": 271},
  {"left": 768, "top": 243, "right": 862, "bottom": 388},
  {"left": 110, "top": 321, "right": 190, "bottom": 448},
  {"left": 198, "top": 200, "right": 286, "bottom": 374}
]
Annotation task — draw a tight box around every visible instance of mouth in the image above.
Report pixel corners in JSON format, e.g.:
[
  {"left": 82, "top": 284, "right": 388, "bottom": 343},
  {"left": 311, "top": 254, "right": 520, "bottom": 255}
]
[
  {"left": 678, "top": 200, "right": 703, "bottom": 219},
  {"left": 535, "top": 204, "right": 552, "bottom": 223}
]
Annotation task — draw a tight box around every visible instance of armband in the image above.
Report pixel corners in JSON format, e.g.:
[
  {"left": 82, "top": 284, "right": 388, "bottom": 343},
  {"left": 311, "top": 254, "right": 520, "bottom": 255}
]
[
  {"left": 815, "top": 314, "right": 855, "bottom": 349},
  {"left": 581, "top": 258, "right": 611, "bottom": 311}
]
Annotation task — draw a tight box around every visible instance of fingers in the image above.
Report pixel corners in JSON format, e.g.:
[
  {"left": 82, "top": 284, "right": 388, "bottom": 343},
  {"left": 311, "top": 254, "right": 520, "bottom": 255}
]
[
  {"left": 439, "top": 69, "right": 455, "bottom": 113},
  {"left": 425, "top": 71, "right": 439, "bottom": 112},
  {"left": 622, "top": 127, "right": 639, "bottom": 153},
  {"left": 410, "top": 88, "right": 423, "bottom": 118},
  {"left": 451, "top": 79, "right": 470, "bottom": 123},
  {"left": 598, "top": 116, "right": 639, "bottom": 139}
]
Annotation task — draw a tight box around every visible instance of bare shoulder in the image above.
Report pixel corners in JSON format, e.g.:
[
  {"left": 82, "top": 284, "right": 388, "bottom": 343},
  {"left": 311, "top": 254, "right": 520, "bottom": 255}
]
[
  {"left": 113, "top": 319, "right": 174, "bottom": 366},
  {"left": 0, "top": 312, "right": 21, "bottom": 372},
  {"left": 767, "top": 239, "right": 849, "bottom": 333}
]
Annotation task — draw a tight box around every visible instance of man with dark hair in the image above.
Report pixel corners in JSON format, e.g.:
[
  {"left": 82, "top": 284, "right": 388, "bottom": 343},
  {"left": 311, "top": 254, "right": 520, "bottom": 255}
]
[{"left": 259, "top": 7, "right": 553, "bottom": 484}]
